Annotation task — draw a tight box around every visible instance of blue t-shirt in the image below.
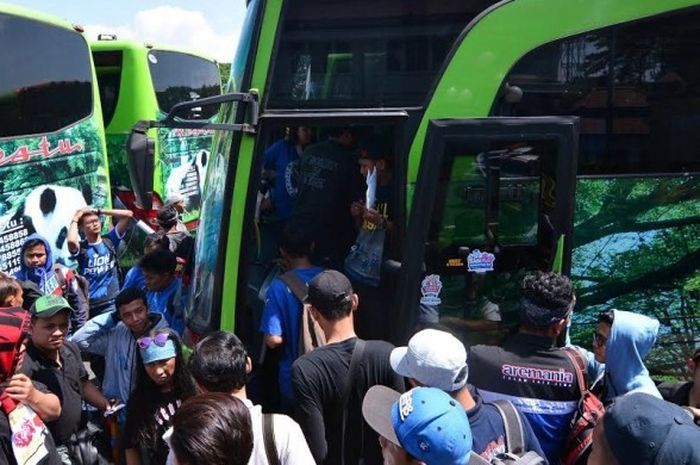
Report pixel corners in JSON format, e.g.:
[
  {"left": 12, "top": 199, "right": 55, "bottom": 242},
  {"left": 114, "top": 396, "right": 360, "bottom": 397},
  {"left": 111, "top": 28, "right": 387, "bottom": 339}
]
[
  {"left": 146, "top": 277, "right": 184, "bottom": 335},
  {"left": 259, "top": 266, "right": 323, "bottom": 404},
  {"left": 76, "top": 228, "right": 123, "bottom": 306},
  {"left": 123, "top": 265, "right": 146, "bottom": 291},
  {"left": 263, "top": 139, "right": 299, "bottom": 220}
]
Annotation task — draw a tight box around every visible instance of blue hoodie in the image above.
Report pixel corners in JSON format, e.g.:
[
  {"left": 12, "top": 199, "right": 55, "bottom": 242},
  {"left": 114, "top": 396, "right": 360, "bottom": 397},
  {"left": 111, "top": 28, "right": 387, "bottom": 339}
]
[
  {"left": 14, "top": 234, "right": 57, "bottom": 293},
  {"left": 605, "top": 309, "right": 662, "bottom": 400}
]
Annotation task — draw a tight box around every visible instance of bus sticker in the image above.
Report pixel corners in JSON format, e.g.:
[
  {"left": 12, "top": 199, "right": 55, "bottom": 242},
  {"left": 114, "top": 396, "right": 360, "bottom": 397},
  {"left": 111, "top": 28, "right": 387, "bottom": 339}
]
[{"left": 467, "top": 250, "right": 496, "bottom": 273}]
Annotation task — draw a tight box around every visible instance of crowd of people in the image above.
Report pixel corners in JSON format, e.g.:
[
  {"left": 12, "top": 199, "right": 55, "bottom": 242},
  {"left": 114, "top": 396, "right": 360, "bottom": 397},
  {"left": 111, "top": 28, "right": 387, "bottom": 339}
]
[{"left": 0, "top": 127, "right": 700, "bottom": 465}]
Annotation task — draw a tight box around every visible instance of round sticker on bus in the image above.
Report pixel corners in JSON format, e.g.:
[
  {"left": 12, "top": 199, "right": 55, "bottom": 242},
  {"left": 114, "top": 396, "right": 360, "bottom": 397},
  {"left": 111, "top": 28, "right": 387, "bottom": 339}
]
[
  {"left": 148, "top": 53, "right": 158, "bottom": 64},
  {"left": 467, "top": 250, "right": 495, "bottom": 273}
]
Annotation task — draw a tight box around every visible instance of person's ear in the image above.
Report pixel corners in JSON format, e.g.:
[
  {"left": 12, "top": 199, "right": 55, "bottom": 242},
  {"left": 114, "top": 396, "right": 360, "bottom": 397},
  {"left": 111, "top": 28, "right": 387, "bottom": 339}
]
[
  {"left": 351, "top": 293, "right": 359, "bottom": 312},
  {"left": 245, "top": 356, "right": 253, "bottom": 375},
  {"left": 688, "top": 358, "right": 695, "bottom": 373},
  {"left": 552, "top": 318, "right": 567, "bottom": 338}
]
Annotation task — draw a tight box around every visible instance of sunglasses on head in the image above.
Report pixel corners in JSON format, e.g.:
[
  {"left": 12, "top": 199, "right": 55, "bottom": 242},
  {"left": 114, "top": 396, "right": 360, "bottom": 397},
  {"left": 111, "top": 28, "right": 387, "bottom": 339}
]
[{"left": 137, "top": 333, "right": 170, "bottom": 349}]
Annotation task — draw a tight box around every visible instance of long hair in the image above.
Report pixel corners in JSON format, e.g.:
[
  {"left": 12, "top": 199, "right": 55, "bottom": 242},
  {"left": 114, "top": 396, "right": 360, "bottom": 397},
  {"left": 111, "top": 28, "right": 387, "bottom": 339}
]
[
  {"left": 124, "top": 329, "right": 197, "bottom": 450},
  {"left": 171, "top": 393, "right": 253, "bottom": 465}
]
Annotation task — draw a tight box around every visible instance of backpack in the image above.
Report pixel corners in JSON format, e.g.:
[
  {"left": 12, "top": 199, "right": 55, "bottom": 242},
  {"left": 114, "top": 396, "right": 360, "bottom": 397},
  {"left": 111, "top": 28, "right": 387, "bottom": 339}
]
[
  {"left": 278, "top": 271, "right": 326, "bottom": 355},
  {"left": 468, "top": 400, "right": 546, "bottom": 465},
  {"left": 54, "top": 265, "right": 90, "bottom": 331},
  {"left": 53, "top": 265, "right": 90, "bottom": 305},
  {"left": 560, "top": 348, "right": 605, "bottom": 465}
]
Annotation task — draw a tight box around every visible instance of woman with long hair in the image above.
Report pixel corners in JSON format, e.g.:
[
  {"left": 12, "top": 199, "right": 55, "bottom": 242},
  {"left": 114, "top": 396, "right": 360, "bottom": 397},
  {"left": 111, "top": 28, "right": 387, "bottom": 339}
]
[{"left": 123, "top": 329, "right": 197, "bottom": 465}]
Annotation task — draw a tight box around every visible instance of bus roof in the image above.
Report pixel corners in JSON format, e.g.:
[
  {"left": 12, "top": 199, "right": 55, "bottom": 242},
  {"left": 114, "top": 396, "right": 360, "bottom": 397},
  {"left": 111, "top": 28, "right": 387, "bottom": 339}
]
[
  {"left": 89, "top": 38, "right": 218, "bottom": 63},
  {"left": 0, "top": 2, "right": 86, "bottom": 33}
]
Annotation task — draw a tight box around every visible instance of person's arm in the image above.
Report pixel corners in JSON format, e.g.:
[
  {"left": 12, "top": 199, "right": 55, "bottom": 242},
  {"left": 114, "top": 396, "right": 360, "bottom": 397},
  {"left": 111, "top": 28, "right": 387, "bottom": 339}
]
[
  {"left": 67, "top": 207, "right": 89, "bottom": 255},
  {"left": 69, "top": 311, "right": 118, "bottom": 355},
  {"left": 101, "top": 208, "right": 134, "bottom": 237},
  {"left": 260, "top": 282, "right": 285, "bottom": 349},
  {"left": 292, "top": 362, "right": 327, "bottom": 464},
  {"left": 124, "top": 448, "right": 141, "bottom": 465},
  {"left": 5, "top": 374, "right": 61, "bottom": 421},
  {"left": 64, "top": 270, "right": 89, "bottom": 332},
  {"left": 82, "top": 379, "right": 110, "bottom": 412}
]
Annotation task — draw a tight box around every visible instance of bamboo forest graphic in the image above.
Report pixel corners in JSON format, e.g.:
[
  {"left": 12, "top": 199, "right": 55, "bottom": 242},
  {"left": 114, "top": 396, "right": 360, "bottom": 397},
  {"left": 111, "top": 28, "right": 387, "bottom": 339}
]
[
  {"left": 0, "top": 118, "right": 109, "bottom": 273},
  {"left": 571, "top": 177, "right": 700, "bottom": 376}
]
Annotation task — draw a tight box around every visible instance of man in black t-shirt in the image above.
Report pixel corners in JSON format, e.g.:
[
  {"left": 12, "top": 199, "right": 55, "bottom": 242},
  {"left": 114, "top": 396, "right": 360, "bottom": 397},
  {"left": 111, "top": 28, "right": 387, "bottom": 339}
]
[
  {"left": 292, "top": 128, "right": 364, "bottom": 268},
  {"left": 292, "top": 271, "right": 404, "bottom": 465}
]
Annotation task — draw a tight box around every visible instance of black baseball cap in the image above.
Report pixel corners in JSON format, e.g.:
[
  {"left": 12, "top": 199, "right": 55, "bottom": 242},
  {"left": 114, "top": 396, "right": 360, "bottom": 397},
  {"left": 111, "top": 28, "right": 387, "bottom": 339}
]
[
  {"left": 305, "top": 270, "right": 353, "bottom": 313},
  {"left": 30, "top": 295, "right": 72, "bottom": 319},
  {"left": 157, "top": 205, "right": 178, "bottom": 227}
]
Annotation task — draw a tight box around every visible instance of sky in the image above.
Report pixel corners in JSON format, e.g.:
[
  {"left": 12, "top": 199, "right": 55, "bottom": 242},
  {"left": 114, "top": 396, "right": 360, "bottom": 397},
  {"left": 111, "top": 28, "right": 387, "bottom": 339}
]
[{"left": 8, "top": 0, "right": 247, "bottom": 62}]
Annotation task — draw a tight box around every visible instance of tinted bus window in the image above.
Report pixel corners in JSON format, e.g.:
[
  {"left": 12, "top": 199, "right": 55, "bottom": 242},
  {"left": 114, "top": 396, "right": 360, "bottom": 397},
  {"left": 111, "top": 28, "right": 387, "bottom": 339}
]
[
  {"left": 148, "top": 50, "right": 221, "bottom": 118},
  {"left": 0, "top": 14, "right": 92, "bottom": 138},
  {"left": 93, "top": 51, "right": 123, "bottom": 127},
  {"left": 267, "top": 0, "right": 497, "bottom": 108},
  {"left": 494, "top": 8, "right": 700, "bottom": 175}
]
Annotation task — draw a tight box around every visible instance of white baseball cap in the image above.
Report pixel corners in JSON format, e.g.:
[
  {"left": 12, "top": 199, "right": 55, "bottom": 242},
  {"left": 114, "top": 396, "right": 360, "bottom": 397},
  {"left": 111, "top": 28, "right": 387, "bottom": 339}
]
[{"left": 390, "top": 329, "right": 468, "bottom": 392}]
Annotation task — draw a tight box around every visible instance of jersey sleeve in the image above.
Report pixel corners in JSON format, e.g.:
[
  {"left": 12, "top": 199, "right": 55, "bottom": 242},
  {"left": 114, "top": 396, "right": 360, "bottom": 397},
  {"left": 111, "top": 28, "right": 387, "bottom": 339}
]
[
  {"left": 106, "top": 227, "right": 124, "bottom": 249},
  {"left": 259, "top": 281, "right": 285, "bottom": 336}
]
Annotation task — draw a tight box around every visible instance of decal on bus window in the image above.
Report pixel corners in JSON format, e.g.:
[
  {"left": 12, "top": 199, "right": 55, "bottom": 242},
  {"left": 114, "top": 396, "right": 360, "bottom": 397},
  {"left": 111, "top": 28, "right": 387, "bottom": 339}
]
[
  {"left": 420, "top": 274, "right": 443, "bottom": 306},
  {"left": 467, "top": 250, "right": 495, "bottom": 273}
]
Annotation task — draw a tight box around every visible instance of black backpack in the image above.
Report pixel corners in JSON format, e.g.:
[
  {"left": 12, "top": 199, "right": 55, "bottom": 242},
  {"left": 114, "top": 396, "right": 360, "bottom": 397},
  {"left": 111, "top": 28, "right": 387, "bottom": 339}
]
[{"left": 468, "top": 400, "right": 547, "bottom": 465}]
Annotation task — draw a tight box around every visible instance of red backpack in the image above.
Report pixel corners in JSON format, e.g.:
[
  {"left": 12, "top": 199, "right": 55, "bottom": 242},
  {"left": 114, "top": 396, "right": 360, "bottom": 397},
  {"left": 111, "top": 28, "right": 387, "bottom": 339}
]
[{"left": 561, "top": 348, "right": 605, "bottom": 465}]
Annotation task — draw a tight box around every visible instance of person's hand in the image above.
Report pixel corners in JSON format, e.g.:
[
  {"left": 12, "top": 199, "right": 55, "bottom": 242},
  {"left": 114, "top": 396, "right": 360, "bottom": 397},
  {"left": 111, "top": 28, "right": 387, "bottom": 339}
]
[
  {"left": 6, "top": 374, "right": 37, "bottom": 404},
  {"left": 350, "top": 201, "right": 364, "bottom": 218},
  {"left": 683, "top": 406, "right": 700, "bottom": 425},
  {"left": 363, "top": 208, "right": 383, "bottom": 226}
]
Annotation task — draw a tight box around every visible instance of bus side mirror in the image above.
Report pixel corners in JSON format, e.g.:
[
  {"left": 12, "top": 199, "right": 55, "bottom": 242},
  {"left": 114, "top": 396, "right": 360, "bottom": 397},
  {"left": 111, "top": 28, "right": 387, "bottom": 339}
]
[{"left": 127, "top": 120, "right": 155, "bottom": 211}]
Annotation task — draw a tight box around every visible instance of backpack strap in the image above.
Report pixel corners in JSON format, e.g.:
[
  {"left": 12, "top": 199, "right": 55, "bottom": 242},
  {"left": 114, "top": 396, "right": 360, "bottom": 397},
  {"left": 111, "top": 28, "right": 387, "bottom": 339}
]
[
  {"left": 515, "top": 451, "right": 547, "bottom": 465},
  {"left": 340, "top": 339, "right": 366, "bottom": 465},
  {"left": 563, "top": 347, "right": 589, "bottom": 396},
  {"left": 468, "top": 451, "right": 491, "bottom": 465},
  {"left": 279, "top": 271, "right": 308, "bottom": 303},
  {"left": 492, "top": 400, "right": 525, "bottom": 455},
  {"left": 262, "top": 413, "right": 281, "bottom": 465}
]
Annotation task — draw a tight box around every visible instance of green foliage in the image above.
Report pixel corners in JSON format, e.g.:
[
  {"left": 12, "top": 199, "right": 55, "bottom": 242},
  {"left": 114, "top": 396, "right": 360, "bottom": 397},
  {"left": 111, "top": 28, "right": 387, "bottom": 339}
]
[{"left": 218, "top": 63, "right": 231, "bottom": 88}]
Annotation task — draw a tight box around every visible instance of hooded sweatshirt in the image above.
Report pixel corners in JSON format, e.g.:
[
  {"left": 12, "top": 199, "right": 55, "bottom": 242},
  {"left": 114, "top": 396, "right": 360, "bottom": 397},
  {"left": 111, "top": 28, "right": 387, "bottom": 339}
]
[
  {"left": 604, "top": 309, "right": 661, "bottom": 400},
  {"left": 70, "top": 312, "right": 168, "bottom": 403}
]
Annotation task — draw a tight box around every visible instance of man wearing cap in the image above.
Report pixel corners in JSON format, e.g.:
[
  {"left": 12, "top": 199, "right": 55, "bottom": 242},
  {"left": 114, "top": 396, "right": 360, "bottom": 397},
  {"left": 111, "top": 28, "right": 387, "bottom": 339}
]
[
  {"left": 21, "top": 295, "right": 111, "bottom": 463},
  {"left": 362, "top": 386, "right": 473, "bottom": 465},
  {"left": 658, "top": 343, "right": 700, "bottom": 409},
  {"left": 391, "top": 329, "right": 547, "bottom": 463},
  {"left": 164, "top": 194, "right": 188, "bottom": 233},
  {"left": 588, "top": 392, "right": 700, "bottom": 465},
  {"left": 291, "top": 270, "right": 404, "bottom": 465},
  {"left": 467, "top": 272, "right": 582, "bottom": 464},
  {"left": 156, "top": 205, "right": 194, "bottom": 284}
]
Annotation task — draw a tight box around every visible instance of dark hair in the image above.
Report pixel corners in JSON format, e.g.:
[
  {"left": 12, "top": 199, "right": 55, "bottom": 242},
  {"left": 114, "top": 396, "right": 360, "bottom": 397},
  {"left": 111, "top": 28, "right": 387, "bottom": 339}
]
[
  {"left": 521, "top": 271, "right": 574, "bottom": 310},
  {"left": 171, "top": 393, "right": 253, "bottom": 465},
  {"left": 115, "top": 287, "right": 148, "bottom": 311},
  {"left": 144, "top": 233, "right": 169, "bottom": 252},
  {"left": 125, "top": 329, "right": 197, "bottom": 453},
  {"left": 0, "top": 273, "right": 21, "bottom": 306},
  {"left": 21, "top": 239, "right": 45, "bottom": 253},
  {"left": 597, "top": 310, "right": 615, "bottom": 326},
  {"left": 140, "top": 249, "right": 177, "bottom": 275},
  {"left": 280, "top": 223, "right": 313, "bottom": 258},
  {"left": 313, "top": 296, "right": 353, "bottom": 322},
  {"left": 78, "top": 210, "right": 100, "bottom": 227},
  {"left": 189, "top": 331, "right": 248, "bottom": 392}
]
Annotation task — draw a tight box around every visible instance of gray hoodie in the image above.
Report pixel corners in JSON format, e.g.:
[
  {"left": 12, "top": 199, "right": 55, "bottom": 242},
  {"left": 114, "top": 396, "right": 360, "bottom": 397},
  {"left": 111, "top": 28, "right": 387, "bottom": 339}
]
[{"left": 71, "top": 312, "right": 168, "bottom": 403}]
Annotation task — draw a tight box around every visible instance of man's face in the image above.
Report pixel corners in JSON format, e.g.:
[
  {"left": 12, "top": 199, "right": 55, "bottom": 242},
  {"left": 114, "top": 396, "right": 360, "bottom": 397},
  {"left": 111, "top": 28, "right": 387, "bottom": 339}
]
[
  {"left": 31, "top": 311, "right": 69, "bottom": 352},
  {"left": 118, "top": 300, "right": 150, "bottom": 336},
  {"left": 144, "top": 357, "right": 176, "bottom": 389},
  {"left": 296, "top": 126, "right": 312, "bottom": 146},
  {"left": 80, "top": 213, "right": 102, "bottom": 235},
  {"left": 23, "top": 244, "right": 47, "bottom": 268},
  {"left": 143, "top": 270, "right": 174, "bottom": 292},
  {"left": 592, "top": 322, "right": 611, "bottom": 363},
  {"left": 379, "top": 435, "right": 416, "bottom": 465},
  {"left": 587, "top": 421, "right": 619, "bottom": 465}
]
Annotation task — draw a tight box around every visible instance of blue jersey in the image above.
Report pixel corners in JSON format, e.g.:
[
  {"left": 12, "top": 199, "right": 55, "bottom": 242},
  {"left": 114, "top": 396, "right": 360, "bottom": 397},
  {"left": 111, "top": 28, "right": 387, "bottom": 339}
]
[
  {"left": 263, "top": 139, "right": 299, "bottom": 220},
  {"left": 259, "top": 266, "right": 323, "bottom": 404},
  {"left": 75, "top": 228, "right": 123, "bottom": 307},
  {"left": 146, "top": 277, "right": 184, "bottom": 335},
  {"left": 123, "top": 265, "right": 146, "bottom": 291}
]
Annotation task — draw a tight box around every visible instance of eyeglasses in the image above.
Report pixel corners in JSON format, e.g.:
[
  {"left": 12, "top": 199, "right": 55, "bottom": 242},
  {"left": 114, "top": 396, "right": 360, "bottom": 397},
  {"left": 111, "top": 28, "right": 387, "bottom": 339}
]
[
  {"left": 593, "top": 331, "right": 608, "bottom": 347},
  {"left": 137, "top": 333, "right": 170, "bottom": 349}
]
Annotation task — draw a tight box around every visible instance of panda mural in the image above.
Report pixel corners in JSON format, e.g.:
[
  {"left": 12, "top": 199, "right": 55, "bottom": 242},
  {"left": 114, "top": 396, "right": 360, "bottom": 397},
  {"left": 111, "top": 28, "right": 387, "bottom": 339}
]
[
  {"left": 165, "top": 149, "right": 209, "bottom": 215},
  {"left": 0, "top": 185, "right": 91, "bottom": 273}
]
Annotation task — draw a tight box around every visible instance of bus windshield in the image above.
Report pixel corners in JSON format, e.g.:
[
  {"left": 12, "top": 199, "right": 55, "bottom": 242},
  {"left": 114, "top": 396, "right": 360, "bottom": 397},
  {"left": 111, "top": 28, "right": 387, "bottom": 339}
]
[
  {"left": 148, "top": 50, "right": 221, "bottom": 118},
  {"left": 0, "top": 13, "right": 92, "bottom": 137},
  {"left": 267, "top": 0, "right": 497, "bottom": 108}
]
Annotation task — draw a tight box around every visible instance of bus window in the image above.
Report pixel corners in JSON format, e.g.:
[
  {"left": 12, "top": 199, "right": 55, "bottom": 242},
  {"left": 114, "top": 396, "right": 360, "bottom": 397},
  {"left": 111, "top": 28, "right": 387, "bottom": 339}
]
[
  {"left": 93, "top": 50, "right": 123, "bottom": 128},
  {"left": 0, "top": 13, "right": 92, "bottom": 137},
  {"left": 148, "top": 50, "right": 221, "bottom": 119},
  {"left": 267, "top": 0, "right": 498, "bottom": 108}
]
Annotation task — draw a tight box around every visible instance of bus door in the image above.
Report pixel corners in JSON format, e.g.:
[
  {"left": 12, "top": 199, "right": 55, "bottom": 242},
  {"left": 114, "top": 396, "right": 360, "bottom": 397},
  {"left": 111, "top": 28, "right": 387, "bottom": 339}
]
[{"left": 392, "top": 117, "right": 579, "bottom": 346}]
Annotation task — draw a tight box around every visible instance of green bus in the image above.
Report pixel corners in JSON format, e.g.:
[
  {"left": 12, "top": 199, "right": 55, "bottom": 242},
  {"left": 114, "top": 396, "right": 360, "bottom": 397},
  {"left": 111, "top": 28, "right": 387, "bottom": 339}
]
[
  {"left": 91, "top": 38, "right": 221, "bottom": 228},
  {"left": 130, "top": 0, "right": 700, "bottom": 376},
  {"left": 0, "top": 3, "right": 111, "bottom": 273}
]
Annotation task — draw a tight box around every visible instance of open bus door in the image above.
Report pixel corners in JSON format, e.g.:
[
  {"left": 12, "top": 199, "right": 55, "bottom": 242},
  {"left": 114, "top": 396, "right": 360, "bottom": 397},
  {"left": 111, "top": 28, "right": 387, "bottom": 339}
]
[{"left": 391, "top": 117, "right": 579, "bottom": 346}]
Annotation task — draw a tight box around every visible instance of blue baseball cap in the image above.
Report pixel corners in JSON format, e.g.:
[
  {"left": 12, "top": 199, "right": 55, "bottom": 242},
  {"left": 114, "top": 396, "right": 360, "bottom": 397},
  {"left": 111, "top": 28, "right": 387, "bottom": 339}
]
[{"left": 362, "top": 386, "right": 472, "bottom": 465}]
